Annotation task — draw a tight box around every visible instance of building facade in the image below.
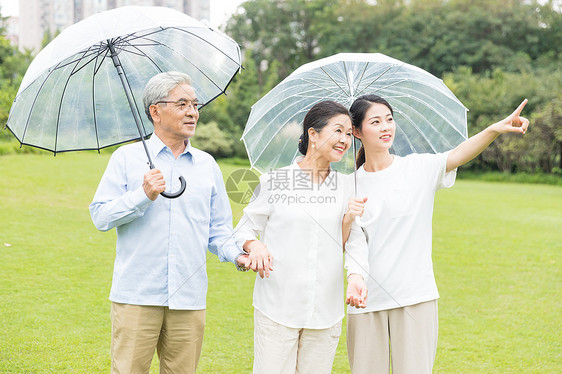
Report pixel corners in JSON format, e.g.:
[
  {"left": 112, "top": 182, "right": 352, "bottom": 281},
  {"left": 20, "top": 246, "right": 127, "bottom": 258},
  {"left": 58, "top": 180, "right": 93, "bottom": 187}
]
[
  {"left": 4, "top": 16, "right": 19, "bottom": 46},
  {"left": 17, "top": 0, "right": 211, "bottom": 52}
]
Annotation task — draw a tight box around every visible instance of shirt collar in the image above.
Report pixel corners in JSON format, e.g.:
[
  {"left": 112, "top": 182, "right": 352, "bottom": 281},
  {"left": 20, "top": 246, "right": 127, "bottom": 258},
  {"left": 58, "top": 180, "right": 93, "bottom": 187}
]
[
  {"left": 293, "top": 155, "right": 305, "bottom": 165},
  {"left": 292, "top": 155, "right": 333, "bottom": 171},
  {"left": 147, "top": 134, "right": 195, "bottom": 161},
  {"left": 183, "top": 139, "right": 195, "bottom": 159}
]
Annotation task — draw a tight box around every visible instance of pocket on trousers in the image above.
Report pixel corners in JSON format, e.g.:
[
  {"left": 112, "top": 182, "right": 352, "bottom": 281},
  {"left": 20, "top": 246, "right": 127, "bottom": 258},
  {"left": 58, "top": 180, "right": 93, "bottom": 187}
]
[{"left": 329, "top": 321, "right": 343, "bottom": 339}]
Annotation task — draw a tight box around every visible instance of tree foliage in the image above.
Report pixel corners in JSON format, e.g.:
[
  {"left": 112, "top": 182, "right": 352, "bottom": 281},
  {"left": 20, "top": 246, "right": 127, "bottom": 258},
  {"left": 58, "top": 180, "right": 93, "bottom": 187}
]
[
  {"left": 528, "top": 96, "right": 562, "bottom": 172},
  {"left": 228, "top": 0, "right": 561, "bottom": 79},
  {"left": 226, "top": 0, "right": 339, "bottom": 79},
  {"left": 0, "top": 14, "right": 33, "bottom": 142},
  {"left": 190, "top": 121, "right": 236, "bottom": 158},
  {"left": 444, "top": 65, "right": 562, "bottom": 173}
]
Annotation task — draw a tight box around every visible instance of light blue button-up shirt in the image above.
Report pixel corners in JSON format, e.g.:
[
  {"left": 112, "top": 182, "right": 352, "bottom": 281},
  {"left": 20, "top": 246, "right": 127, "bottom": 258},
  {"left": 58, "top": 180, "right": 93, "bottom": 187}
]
[{"left": 89, "top": 134, "right": 243, "bottom": 310}]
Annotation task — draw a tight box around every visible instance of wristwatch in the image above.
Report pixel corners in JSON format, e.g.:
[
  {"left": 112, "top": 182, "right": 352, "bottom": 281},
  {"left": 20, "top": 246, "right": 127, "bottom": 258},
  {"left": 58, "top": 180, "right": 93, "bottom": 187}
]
[{"left": 235, "top": 252, "right": 249, "bottom": 272}]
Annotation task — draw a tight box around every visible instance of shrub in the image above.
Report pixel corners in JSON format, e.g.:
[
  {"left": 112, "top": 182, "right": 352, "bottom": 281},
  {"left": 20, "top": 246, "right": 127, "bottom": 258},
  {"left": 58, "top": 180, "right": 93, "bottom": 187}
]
[{"left": 190, "top": 121, "right": 236, "bottom": 158}]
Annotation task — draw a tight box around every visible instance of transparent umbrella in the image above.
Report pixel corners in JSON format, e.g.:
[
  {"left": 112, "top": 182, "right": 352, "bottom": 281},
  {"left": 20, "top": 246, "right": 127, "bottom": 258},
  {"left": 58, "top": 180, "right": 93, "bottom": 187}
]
[
  {"left": 242, "top": 53, "right": 468, "bottom": 175},
  {"left": 5, "top": 6, "right": 241, "bottom": 198}
]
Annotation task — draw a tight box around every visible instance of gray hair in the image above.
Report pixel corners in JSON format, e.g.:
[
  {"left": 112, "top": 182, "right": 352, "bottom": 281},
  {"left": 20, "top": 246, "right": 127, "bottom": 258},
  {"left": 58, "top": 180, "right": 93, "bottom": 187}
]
[{"left": 143, "top": 71, "right": 193, "bottom": 123}]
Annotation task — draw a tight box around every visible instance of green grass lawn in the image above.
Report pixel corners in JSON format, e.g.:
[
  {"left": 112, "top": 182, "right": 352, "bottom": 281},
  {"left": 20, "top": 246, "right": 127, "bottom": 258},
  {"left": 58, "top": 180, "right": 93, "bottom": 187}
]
[{"left": 0, "top": 153, "right": 560, "bottom": 373}]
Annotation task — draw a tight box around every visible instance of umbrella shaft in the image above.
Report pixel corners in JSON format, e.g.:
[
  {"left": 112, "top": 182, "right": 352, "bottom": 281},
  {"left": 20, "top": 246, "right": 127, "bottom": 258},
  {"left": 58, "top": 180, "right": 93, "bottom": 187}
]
[
  {"left": 108, "top": 41, "right": 155, "bottom": 170},
  {"left": 353, "top": 135, "right": 358, "bottom": 197}
]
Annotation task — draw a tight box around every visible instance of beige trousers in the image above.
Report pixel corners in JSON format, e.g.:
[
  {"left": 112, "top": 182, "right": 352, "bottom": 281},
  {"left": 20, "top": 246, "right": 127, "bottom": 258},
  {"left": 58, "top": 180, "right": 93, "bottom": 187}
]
[
  {"left": 110, "top": 302, "right": 205, "bottom": 374},
  {"left": 347, "top": 300, "right": 438, "bottom": 374},
  {"left": 253, "top": 309, "right": 342, "bottom": 374}
]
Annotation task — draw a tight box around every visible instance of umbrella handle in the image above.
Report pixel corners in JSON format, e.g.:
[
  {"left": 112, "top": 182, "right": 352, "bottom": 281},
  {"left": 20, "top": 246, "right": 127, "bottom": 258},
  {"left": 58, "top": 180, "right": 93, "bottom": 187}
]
[
  {"left": 353, "top": 200, "right": 380, "bottom": 227},
  {"left": 354, "top": 215, "right": 377, "bottom": 227},
  {"left": 160, "top": 175, "right": 187, "bottom": 199}
]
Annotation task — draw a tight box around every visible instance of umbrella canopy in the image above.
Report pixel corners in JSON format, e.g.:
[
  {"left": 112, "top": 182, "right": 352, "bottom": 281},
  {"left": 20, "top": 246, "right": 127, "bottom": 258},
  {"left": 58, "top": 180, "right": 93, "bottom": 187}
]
[
  {"left": 6, "top": 6, "right": 241, "bottom": 154},
  {"left": 242, "top": 53, "right": 468, "bottom": 174}
]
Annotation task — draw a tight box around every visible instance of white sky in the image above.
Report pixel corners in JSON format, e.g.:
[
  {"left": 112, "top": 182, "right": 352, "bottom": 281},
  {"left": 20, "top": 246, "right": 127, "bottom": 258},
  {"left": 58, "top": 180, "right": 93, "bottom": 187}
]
[
  {"left": 0, "top": 0, "right": 18, "bottom": 17},
  {"left": 0, "top": 0, "right": 245, "bottom": 28},
  {"left": 211, "top": 0, "right": 245, "bottom": 28}
]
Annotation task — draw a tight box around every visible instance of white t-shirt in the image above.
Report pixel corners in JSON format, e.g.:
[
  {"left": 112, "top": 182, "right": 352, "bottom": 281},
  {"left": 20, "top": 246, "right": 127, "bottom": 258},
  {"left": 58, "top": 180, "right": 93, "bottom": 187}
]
[
  {"left": 348, "top": 152, "right": 456, "bottom": 314},
  {"left": 235, "top": 161, "right": 368, "bottom": 328}
]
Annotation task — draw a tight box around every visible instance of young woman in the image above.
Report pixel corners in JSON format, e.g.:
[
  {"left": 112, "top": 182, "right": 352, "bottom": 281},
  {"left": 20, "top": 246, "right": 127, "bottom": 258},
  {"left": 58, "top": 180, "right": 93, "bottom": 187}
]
[
  {"left": 234, "top": 100, "right": 368, "bottom": 374},
  {"left": 345, "top": 94, "right": 529, "bottom": 374}
]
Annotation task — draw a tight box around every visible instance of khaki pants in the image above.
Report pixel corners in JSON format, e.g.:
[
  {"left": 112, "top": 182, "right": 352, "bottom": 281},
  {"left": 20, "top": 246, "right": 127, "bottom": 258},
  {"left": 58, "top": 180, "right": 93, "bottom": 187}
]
[
  {"left": 347, "top": 300, "right": 438, "bottom": 374},
  {"left": 253, "top": 309, "right": 342, "bottom": 374},
  {"left": 111, "top": 302, "right": 205, "bottom": 374}
]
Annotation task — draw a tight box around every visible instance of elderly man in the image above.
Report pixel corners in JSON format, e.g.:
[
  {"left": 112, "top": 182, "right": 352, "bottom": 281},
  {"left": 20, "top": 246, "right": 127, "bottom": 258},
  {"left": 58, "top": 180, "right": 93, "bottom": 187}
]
[{"left": 90, "top": 71, "right": 262, "bottom": 373}]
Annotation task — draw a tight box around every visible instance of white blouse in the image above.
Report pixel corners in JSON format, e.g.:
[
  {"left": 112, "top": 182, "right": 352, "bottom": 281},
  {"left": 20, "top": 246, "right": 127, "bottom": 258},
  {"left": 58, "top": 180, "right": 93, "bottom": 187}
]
[{"left": 234, "top": 161, "right": 368, "bottom": 329}]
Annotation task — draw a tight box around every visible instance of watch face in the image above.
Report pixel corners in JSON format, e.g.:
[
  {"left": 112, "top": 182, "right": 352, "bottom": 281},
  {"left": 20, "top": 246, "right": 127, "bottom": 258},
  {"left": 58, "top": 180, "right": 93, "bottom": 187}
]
[{"left": 236, "top": 253, "right": 249, "bottom": 271}]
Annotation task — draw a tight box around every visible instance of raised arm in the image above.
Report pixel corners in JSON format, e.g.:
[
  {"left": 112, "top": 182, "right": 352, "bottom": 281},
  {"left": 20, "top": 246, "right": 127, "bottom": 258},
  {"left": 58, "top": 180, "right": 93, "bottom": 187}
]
[{"left": 446, "top": 99, "right": 530, "bottom": 173}]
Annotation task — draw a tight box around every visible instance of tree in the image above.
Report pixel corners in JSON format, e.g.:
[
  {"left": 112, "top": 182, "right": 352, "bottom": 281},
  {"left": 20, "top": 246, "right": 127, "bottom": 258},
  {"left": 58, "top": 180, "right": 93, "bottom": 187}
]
[
  {"left": 226, "top": 0, "right": 339, "bottom": 80},
  {"left": 444, "top": 66, "right": 561, "bottom": 173},
  {"left": 190, "top": 121, "right": 236, "bottom": 158},
  {"left": 0, "top": 11, "right": 33, "bottom": 142},
  {"left": 363, "top": 0, "right": 562, "bottom": 76},
  {"left": 226, "top": 0, "right": 562, "bottom": 80},
  {"left": 528, "top": 97, "right": 562, "bottom": 172},
  {"left": 41, "top": 28, "right": 61, "bottom": 49},
  {"left": 197, "top": 49, "right": 263, "bottom": 157}
]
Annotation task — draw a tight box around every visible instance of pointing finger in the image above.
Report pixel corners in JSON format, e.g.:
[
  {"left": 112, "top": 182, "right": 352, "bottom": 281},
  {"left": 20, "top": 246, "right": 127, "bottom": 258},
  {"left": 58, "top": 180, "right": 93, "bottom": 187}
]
[{"left": 512, "top": 99, "right": 528, "bottom": 117}]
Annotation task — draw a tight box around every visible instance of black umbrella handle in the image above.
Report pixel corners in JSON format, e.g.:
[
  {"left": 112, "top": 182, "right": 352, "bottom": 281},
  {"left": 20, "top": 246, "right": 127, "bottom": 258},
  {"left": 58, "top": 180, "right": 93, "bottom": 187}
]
[
  {"left": 160, "top": 175, "right": 187, "bottom": 199},
  {"left": 148, "top": 164, "right": 186, "bottom": 199}
]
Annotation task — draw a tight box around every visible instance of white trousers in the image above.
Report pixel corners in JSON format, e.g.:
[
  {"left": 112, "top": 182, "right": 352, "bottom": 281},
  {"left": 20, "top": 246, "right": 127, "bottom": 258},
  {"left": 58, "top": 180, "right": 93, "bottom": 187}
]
[
  {"left": 347, "top": 300, "right": 438, "bottom": 374},
  {"left": 253, "top": 308, "right": 342, "bottom": 374}
]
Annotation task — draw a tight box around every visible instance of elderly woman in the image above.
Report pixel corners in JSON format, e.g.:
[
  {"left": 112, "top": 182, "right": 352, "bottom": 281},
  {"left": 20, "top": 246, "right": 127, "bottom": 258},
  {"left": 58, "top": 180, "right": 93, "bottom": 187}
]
[{"left": 235, "top": 100, "right": 368, "bottom": 374}]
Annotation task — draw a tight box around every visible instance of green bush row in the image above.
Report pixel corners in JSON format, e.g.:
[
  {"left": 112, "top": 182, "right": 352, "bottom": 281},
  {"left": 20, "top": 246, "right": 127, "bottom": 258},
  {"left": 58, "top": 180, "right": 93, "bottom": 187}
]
[{"left": 458, "top": 170, "right": 562, "bottom": 186}]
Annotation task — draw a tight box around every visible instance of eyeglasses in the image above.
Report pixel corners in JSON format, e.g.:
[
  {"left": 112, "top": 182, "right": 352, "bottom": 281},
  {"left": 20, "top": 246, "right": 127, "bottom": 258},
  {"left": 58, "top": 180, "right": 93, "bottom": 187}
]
[{"left": 153, "top": 99, "right": 199, "bottom": 112}]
